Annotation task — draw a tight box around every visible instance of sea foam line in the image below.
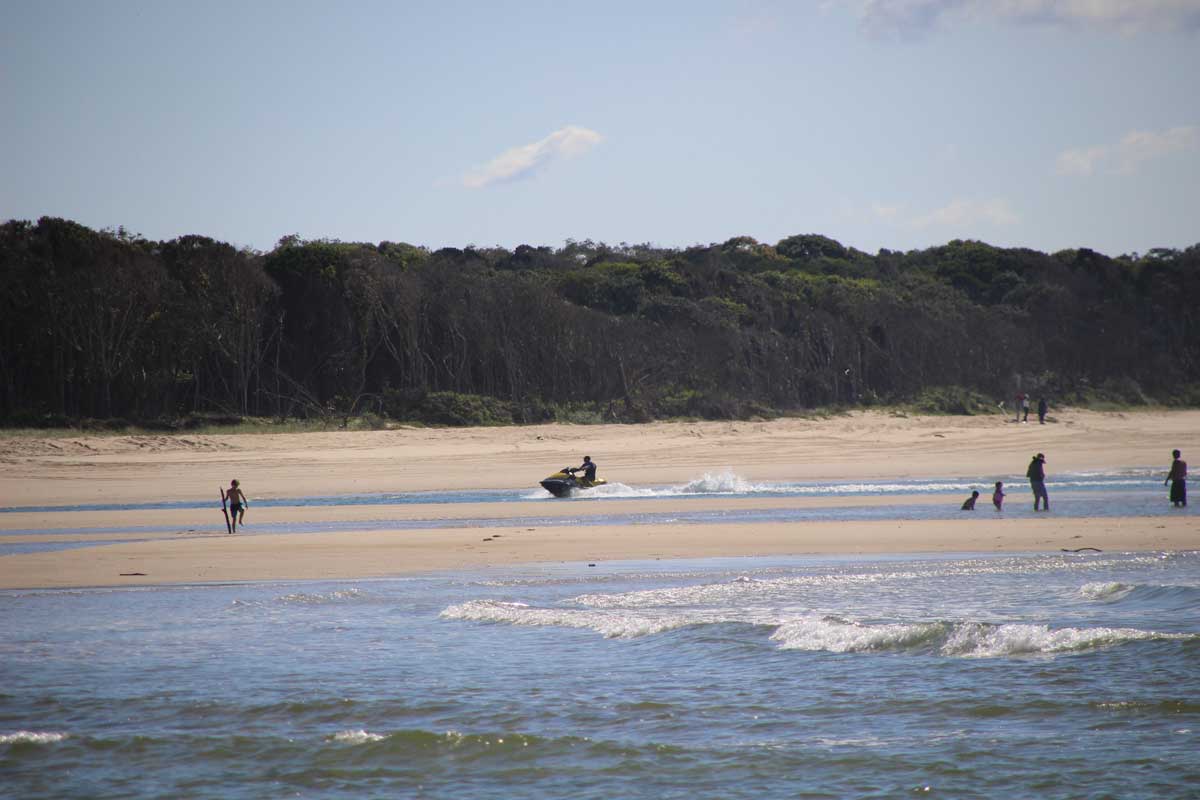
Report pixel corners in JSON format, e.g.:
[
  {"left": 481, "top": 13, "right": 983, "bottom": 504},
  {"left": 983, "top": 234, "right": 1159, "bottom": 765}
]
[
  {"left": 0, "top": 731, "right": 68, "bottom": 744},
  {"left": 772, "top": 618, "right": 1192, "bottom": 657},
  {"left": 441, "top": 599, "right": 1193, "bottom": 657},
  {"left": 439, "top": 599, "right": 751, "bottom": 639}
]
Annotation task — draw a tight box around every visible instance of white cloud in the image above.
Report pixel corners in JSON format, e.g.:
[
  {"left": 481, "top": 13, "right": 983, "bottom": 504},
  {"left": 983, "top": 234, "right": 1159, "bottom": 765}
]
[
  {"left": 1056, "top": 125, "right": 1199, "bottom": 176},
  {"left": 992, "top": 0, "right": 1200, "bottom": 33},
  {"left": 858, "top": 0, "right": 965, "bottom": 39},
  {"left": 855, "top": 0, "right": 1200, "bottom": 38},
  {"left": 910, "top": 197, "right": 1019, "bottom": 228},
  {"left": 462, "top": 125, "right": 603, "bottom": 189},
  {"left": 870, "top": 202, "right": 903, "bottom": 221},
  {"left": 871, "top": 197, "right": 1020, "bottom": 229}
]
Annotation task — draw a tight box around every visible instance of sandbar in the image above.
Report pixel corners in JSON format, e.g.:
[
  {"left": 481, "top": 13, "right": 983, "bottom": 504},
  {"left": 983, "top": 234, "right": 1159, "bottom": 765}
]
[{"left": 0, "top": 409, "right": 1194, "bottom": 589}]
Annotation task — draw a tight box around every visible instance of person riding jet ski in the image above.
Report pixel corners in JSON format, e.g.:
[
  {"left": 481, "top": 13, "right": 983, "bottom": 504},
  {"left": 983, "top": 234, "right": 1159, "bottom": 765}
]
[
  {"left": 539, "top": 456, "right": 605, "bottom": 497},
  {"left": 574, "top": 455, "right": 598, "bottom": 484}
]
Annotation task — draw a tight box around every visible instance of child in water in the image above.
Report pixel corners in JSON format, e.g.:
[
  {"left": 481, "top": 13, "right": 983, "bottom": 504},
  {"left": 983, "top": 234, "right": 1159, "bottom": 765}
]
[
  {"left": 961, "top": 490, "right": 980, "bottom": 510},
  {"left": 992, "top": 481, "right": 1005, "bottom": 511}
]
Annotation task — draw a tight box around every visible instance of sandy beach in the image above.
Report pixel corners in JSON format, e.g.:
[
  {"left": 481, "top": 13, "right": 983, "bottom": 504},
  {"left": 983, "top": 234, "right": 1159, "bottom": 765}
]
[{"left": 1, "top": 409, "right": 1195, "bottom": 589}]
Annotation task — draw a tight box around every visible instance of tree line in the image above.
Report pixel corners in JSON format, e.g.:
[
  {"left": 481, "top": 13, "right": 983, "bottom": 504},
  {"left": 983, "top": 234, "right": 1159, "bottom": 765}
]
[{"left": 1, "top": 217, "right": 1197, "bottom": 427}]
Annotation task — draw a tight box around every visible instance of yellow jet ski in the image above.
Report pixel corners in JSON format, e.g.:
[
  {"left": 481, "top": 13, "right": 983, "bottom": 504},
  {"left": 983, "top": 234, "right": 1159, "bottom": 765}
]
[{"left": 539, "top": 467, "right": 607, "bottom": 497}]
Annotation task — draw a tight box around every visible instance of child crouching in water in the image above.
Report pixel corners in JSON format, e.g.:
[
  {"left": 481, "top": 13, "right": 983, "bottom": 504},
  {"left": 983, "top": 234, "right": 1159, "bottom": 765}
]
[
  {"left": 992, "top": 481, "right": 1005, "bottom": 511},
  {"left": 961, "top": 490, "right": 980, "bottom": 510}
]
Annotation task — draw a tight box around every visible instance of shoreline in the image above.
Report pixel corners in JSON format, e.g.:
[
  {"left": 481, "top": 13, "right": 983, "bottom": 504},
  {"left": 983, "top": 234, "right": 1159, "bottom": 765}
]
[{"left": 1, "top": 409, "right": 1194, "bottom": 589}]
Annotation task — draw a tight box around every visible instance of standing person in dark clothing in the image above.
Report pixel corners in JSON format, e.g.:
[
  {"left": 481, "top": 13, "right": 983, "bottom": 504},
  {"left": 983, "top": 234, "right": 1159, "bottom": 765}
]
[
  {"left": 1021, "top": 395, "right": 1030, "bottom": 423},
  {"left": 1037, "top": 397, "right": 1047, "bottom": 425},
  {"left": 1165, "top": 449, "right": 1188, "bottom": 507},
  {"left": 1027, "top": 453, "right": 1049, "bottom": 511}
]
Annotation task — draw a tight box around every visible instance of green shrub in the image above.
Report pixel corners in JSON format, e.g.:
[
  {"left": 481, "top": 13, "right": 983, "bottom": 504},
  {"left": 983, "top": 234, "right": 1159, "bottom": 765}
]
[
  {"left": 911, "top": 386, "right": 999, "bottom": 415},
  {"left": 410, "top": 392, "right": 514, "bottom": 427}
]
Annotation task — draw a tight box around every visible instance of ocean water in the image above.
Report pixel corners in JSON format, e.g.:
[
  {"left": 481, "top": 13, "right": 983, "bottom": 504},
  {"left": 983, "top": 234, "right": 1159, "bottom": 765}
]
[{"left": 3, "top": 551, "right": 1198, "bottom": 798}]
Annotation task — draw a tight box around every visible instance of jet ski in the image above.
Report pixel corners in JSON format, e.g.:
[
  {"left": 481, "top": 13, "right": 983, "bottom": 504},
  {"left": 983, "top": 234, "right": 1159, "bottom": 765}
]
[{"left": 540, "top": 467, "right": 607, "bottom": 497}]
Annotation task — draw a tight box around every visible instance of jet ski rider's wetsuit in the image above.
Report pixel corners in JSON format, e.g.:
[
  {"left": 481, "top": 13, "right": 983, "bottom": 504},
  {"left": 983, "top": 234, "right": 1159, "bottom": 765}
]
[{"left": 575, "top": 457, "right": 597, "bottom": 484}]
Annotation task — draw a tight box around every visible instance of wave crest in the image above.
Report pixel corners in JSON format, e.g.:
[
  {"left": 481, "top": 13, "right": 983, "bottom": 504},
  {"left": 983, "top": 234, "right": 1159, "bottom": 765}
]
[
  {"left": 1080, "top": 581, "right": 1132, "bottom": 600},
  {"left": 1, "top": 731, "right": 67, "bottom": 745},
  {"left": 770, "top": 616, "right": 947, "bottom": 652},
  {"left": 331, "top": 729, "right": 385, "bottom": 744},
  {"left": 277, "top": 588, "right": 365, "bottom": 604},
  {"left": 943, "top": 622, "right": 1187, "bottom": 657},
  {"left": 440, "top": 600, "right": 731, "bottom": 638}
]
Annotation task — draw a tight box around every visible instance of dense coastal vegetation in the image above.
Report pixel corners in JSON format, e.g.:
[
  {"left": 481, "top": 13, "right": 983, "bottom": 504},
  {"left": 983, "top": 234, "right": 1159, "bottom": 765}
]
[{"left": 1, "top": 217, "right": 1197, "bottom": 428}]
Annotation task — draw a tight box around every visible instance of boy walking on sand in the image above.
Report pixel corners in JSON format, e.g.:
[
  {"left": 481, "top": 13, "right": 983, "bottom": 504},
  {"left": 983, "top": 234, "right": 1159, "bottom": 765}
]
[{"left": 223, "top": 479, "right": 248, "bottom": 532}]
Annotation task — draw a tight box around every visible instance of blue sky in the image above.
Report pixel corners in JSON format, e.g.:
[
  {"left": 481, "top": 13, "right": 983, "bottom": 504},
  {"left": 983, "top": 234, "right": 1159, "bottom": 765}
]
[{"left": 3, "top": 0, "right": 1198, "bottom": 256}]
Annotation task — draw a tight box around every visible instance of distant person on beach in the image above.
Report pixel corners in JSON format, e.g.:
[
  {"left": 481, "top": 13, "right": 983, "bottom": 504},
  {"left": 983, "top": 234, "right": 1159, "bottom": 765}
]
[
  {"left": 225, "top": 479, "right": 248, "bottom": 531},
  {"left": 1027, "top": 453, "right": 1049, "bottom": 511},
  {"left": 1014, "top": 392, "right": 1025, "bottom": 422},
  {"left": 1165, "top": 449, "right": 1188, "bottom": 507},
  {"left": 1021, "top": 395, "right": 1030, "bottom": 423},
  {"left": 992, "top": 482, "right": 1005, "bottom": 511},
  {"left": 574, "top": 455, "right": 598, "bottom": 484},
  {"left": 961, "top": 490, "right": 979, "bottom": 510},
  {"left": 1037, "top": 397, "right": 1048, "bottom": 425}
]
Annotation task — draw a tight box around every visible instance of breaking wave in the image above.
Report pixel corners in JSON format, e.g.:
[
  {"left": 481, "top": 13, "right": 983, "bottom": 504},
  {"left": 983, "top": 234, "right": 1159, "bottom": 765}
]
[
  {"left": 442, "top": 599, "right": 1193, "bottom": 657},
  {"left": 1079, "top": 582, "right": 1200, "bottom": 611},
  {"left": 438, "top": 599, "right": 744, "bottom": 638},
  {"left": 1080, "top": 581, "right": 1133, "bottom": 601},
  {"left": 276, "top": 588, "right": 366, "bottom": 604},
  {"left": 770, "top": 617, "right": 948, "bottom": 653},
  {"left": 769, "top": 617, "right": 1192, "bottom": 657},
  {"left": 330, "top": 729, "right": 386, "bottom": 744},
  {"left": 1, "top": 731, "right": 68, "bottom": 745}
]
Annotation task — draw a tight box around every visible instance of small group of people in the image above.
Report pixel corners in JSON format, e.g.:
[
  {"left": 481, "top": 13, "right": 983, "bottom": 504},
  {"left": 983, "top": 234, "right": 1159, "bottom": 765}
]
[
  {"left": 963, "top": 450, "right": 1186, "bottom": 512},
  {"left": 961, "top": 452, "right": 1048, "bottom": 511},
  {"left": 1013, "top": 392, "right": 1048, "bottom": 425}
]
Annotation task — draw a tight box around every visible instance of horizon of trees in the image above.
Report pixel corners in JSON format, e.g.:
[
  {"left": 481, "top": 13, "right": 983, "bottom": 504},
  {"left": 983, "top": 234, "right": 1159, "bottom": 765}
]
[{"left": 2, "top": 217, "right": 1197, "bottom": 427}]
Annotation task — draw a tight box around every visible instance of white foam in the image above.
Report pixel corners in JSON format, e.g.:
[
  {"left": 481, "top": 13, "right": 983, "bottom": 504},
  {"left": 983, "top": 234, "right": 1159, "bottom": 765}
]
[
  {"left": 770, "top": 616, "right": 946, "bottom": 653},
  {"left": 331, "top": 729, "right": 385, "bottom": 744},
  {"left": 573, "top": 572, "right": 907, "bottom": 609},
  {"left": 1080, "top": 581, "right": 1132, "bottom": 601},
  {"left": 562, "top": 470, "right": 773, "bottom": 499},
  {"left": 675, "top": 470, "right": 765, "bottom": 494},
  {"left": 441, "top": 593, "right": 1196, "bottom": 656},
  {"left": 278, "top": 588, "right": 364, "bottom": 604},
  {"left": 769, "top": 617, "right": 1191, "bottom": 657},
  {"left": 940, "top": 622, "right": 1185, "bottom": 658},
  {"left": 0, "top": 731, "right": 67, "bottom": 744},
  {"left": 547, "top": 468, "right": 1159, "bottom": 500},
  {"left": 439, "top": 599, "right": 738, "bottom": 638}
]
